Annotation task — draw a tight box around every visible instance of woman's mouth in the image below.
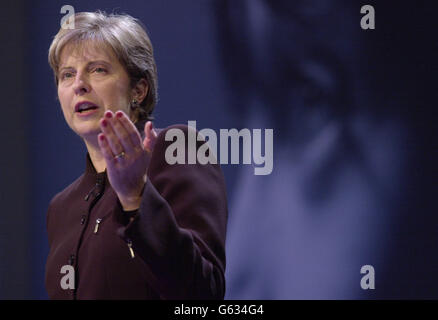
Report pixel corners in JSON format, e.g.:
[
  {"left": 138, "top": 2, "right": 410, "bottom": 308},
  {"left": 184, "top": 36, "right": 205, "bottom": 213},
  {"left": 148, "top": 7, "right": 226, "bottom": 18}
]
[
  {"left": 76, "top": 108, "right": 99, "bottom": 117},
  {"left": 75, "top": 101, "right": 100, "bottom": 117}
]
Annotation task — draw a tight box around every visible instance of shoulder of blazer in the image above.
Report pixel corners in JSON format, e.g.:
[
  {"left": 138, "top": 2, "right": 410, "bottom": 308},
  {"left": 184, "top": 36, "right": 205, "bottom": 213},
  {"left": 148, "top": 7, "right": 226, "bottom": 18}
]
[
  {"left": 48, "top": 173, "right": 86, "bottom": 209},
  {"left": 150, "top": 123, "right": 200, "bottom": 157}
]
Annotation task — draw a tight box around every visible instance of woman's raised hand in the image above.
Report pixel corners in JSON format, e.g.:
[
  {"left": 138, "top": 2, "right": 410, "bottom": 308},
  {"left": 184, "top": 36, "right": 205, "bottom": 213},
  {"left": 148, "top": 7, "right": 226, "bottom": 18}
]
[{"left": 97, "top": 110, "right": 158, "bottom": 211}]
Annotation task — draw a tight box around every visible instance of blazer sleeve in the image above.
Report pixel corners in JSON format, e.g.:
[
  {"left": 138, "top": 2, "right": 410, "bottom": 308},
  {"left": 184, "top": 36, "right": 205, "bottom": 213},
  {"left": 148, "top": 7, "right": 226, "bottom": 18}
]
[{"left": 118, "top": 124, "right": 228, "bottom": 299}]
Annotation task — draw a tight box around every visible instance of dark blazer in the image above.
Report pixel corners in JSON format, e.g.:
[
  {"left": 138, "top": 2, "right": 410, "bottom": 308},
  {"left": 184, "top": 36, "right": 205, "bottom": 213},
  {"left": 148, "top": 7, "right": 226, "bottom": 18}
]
[{"left": 45, "top": 124, "right": 228, "bottom": 299}]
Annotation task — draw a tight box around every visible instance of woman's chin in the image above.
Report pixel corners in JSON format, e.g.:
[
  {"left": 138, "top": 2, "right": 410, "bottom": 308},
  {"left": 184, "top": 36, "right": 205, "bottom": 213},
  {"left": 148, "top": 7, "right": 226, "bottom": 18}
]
[{"left": 73, "top": 123, "right": 102, "bottom": 141}]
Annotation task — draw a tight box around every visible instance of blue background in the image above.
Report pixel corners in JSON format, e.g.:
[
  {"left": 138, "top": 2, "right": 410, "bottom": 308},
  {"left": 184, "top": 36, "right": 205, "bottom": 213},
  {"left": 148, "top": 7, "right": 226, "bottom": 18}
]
[{"left": 0, "top": 0, "right": 437, "bottom": 299}]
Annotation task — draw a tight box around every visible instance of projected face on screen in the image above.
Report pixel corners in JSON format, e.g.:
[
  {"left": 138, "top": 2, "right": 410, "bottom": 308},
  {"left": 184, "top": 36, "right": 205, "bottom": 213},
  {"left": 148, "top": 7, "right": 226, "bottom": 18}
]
[{"left": 216, "top": 0, "right": 416, "bottom": 299}]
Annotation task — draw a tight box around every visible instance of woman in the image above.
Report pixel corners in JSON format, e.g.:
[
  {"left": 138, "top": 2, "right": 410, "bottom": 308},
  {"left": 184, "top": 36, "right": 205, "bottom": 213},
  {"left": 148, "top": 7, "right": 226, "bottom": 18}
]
[{"left": 45, "top": 11, "right": 228, "bottom": 300}]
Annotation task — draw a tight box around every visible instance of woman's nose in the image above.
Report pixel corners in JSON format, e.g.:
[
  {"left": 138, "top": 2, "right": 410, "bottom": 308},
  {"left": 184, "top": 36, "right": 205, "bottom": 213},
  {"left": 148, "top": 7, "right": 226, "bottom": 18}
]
[{"left": 73, "top": 74, "right": 91, "bottom": 95}]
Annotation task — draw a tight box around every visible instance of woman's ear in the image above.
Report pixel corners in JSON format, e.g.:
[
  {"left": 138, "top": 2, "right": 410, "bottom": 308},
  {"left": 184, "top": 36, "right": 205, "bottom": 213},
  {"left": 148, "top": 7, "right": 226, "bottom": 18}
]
[{"left": 131, "top": 78, "right": 149, "bottom": 104}]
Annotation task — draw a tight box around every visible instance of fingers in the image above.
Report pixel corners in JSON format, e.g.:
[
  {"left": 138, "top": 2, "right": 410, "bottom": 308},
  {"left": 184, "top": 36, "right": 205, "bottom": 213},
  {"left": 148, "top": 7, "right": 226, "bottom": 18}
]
[
  {"left": 99, "top": 113, "right": 128, "bottom": 161},
  {"left": 102, "top": 111, "right": 137, "bottom": 154},
  {"left": 114, "top": 110, "right": 143, "bottom": 148},
  {"left": 143, "top": 121, "right": 158, "bottom": 153},
  {"left": 99, "top": 110, "right": 145, "bottom": 157},
  {"left": 97, "top": 133, "right": 116, "bottom": 168}
]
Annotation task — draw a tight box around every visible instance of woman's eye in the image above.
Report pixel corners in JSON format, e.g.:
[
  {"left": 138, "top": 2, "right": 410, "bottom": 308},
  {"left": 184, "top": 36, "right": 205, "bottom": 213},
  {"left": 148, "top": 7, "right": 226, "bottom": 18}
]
[
  {"left": 61, "top": 72, "right": 74, "bottom": 80},
  {"left": 93, "top": 67, "right": 107, "bottom": 74}
]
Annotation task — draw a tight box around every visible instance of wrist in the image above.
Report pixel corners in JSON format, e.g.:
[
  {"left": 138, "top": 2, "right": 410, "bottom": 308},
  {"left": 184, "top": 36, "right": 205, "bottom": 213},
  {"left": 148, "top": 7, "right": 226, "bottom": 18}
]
[
  {"left": 118, "top": 174, "right": 147, "bottom": 211},
  {"left": 119, "top": 196, "right": 142, "bottom": 211}
]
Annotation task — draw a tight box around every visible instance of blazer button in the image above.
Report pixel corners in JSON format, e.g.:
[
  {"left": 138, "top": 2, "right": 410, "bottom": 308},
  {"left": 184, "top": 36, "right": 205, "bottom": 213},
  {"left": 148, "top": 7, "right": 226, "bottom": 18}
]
[{"left": 80, "top": 215, "right": 86, "bottom": 225}]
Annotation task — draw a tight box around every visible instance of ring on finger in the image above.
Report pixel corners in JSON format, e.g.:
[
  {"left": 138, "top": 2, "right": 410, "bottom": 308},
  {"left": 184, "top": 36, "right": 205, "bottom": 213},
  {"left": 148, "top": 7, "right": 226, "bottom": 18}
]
[{"left": 114, "top": 151, "right": 126, "bottom": 160}]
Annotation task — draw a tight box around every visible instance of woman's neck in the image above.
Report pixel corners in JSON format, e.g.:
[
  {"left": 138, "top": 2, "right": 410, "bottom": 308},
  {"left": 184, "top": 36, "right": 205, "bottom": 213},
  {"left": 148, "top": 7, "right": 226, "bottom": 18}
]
[{"left": 84, "top": 138, "right": 106, "bottom": 173}]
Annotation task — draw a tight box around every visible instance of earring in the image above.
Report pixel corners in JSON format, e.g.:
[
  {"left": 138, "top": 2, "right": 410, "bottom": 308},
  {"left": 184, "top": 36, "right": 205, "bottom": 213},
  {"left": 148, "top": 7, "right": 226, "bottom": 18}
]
[{"left": 130, "top": 99, "right": 139, "bottom": 110}]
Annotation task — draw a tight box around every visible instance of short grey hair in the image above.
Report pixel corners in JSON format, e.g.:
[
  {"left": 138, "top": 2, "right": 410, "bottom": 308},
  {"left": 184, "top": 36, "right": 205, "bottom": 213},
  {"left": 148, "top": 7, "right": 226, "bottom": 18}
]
[{"left": 48, "top": 11, "right": 158, "bottom": 125}]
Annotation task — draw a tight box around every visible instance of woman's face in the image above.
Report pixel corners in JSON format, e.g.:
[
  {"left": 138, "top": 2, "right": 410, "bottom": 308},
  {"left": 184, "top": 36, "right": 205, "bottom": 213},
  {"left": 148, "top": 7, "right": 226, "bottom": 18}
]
[{"left": 57, "top": 41, "right": 134, "bottom": 141}]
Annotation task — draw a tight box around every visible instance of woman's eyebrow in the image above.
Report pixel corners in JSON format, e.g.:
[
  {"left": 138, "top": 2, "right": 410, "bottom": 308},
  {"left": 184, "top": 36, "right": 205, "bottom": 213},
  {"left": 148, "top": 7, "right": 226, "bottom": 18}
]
[
  {"left": 59, "top": 60, "right": 112, "bottom": 71},
  {"left": 58, "top": 66, "right": 75, "bottom": 73},
  {"left": 87, "top": 60, "right": 112, "bottom": 68}
]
